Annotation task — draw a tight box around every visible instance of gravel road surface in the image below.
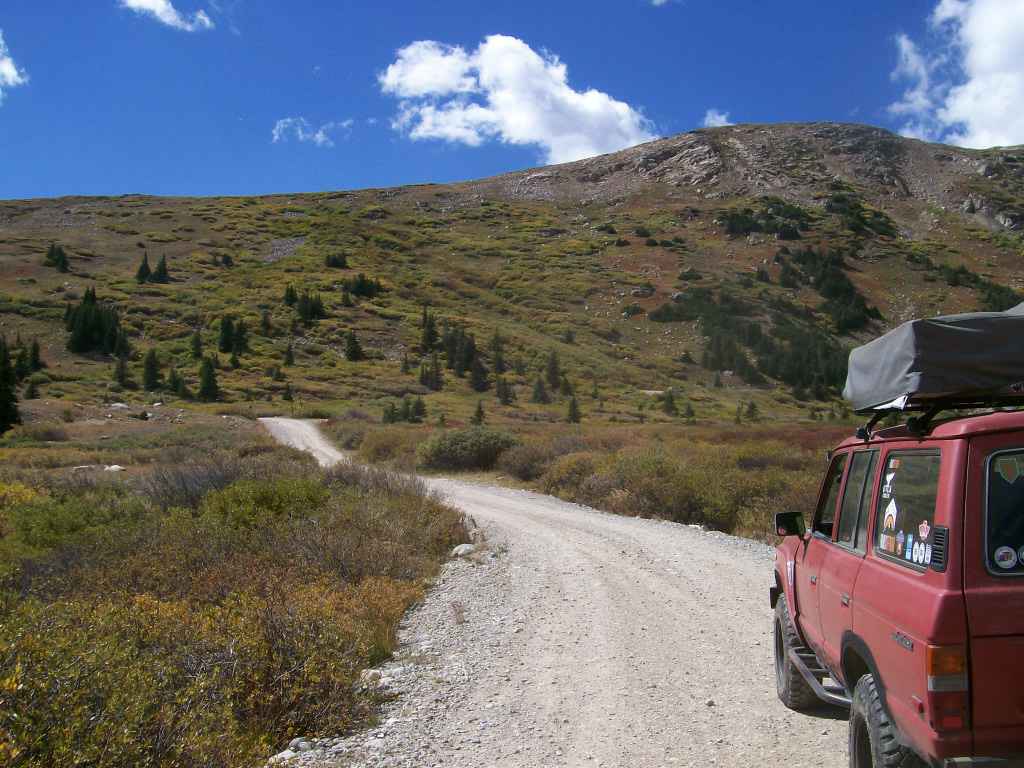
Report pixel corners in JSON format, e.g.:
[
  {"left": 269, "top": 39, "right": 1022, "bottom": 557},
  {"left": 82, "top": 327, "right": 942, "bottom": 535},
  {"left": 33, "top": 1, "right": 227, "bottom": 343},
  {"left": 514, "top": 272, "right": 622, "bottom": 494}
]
[{"left": 260, "top": 418, "right": 847, "bottom": 767}]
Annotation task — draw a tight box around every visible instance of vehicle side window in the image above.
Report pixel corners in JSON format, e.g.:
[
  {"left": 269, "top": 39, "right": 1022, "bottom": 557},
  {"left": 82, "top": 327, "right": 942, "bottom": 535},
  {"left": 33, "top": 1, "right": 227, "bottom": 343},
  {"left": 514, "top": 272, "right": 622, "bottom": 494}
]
[
  {"left": 813, "top": 454, "right": 848, "bottom": 538},
  {"left": 986, "top": 450, "right": 1024, "bottom": 575},
  {"left": 836, "top": 450, "right": 878, "bottom": 551},
  {"left": 875, "top": 451, "right": 941, "bottom": 569}
]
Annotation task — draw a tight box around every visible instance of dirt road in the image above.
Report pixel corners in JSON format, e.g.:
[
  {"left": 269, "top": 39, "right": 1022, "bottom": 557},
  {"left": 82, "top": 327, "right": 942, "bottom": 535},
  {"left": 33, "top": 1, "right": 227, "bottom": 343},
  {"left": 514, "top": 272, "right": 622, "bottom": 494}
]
[{"left": 261, "top": 418, "right": 846, "bottom": 767}]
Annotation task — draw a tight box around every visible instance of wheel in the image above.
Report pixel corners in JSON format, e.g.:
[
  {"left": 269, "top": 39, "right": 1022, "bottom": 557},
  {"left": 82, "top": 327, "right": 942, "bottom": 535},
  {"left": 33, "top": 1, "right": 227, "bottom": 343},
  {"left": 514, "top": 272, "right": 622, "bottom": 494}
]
[
  {"left": 774, "top": 597, "right": 817, "bottom": 710},
  {"left": 849, "top": 674, "right": 926, "bottom": 768}
]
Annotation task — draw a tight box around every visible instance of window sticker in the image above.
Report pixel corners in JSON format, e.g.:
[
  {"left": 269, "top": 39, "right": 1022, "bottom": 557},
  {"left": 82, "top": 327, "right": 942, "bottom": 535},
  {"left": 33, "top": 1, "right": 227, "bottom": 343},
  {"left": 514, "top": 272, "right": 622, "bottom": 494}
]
[
  {"left": 891, "top": 458, "right": 901, "bottom": 469},
  {"left": 896, "top": 530, "right": 905, "bottom": 555},
  {"left": 880, "top": 499, "right": 899, "bottom": 552},
  {"left": 995, "top": 455, "right": 1023, "bottom": 485},
  {"left": 924, "top": 543, "right": 932, "bottom": 565},
  {"left": 994, "top": 545, "right": 1019, "bottom": 570},
  {"left": 918, "top": 520, "right": 930, "bottom": 541},
  {"left": 882, "top": 472, "right": 896, "bottom": 499},
  {"left": 905, "top": 533, "right": 914, "bottom": 560},
  {"left": 1019, "top": 545, "right": 1024, "bottom": 565}
]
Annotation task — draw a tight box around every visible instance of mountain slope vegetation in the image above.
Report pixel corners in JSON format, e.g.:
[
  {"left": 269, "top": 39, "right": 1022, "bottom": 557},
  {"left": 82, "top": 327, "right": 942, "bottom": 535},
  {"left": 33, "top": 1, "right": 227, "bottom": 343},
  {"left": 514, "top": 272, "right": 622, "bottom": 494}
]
[{"left": 2, "top": 122, "right": 1023, "bottom": 430}]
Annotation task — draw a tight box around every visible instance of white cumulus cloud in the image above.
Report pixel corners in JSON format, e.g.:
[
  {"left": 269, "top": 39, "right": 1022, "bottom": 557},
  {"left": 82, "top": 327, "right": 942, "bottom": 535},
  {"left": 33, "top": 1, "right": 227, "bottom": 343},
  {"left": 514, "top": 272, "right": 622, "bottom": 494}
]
[
  {"left": 271, "top": 117, "right": 352, "bottom": 148},
  {"left": 0, "top": 30, "right": 28, "bottom": 105},
  {"left": 701, "top": 108, "right": 732, "bottom": 128},
  {"left": 119, "top": 0, "right": 214, "bottom": 32},
  {"left": 888, "top": 0, "right": 1024, "bottom": 147},
  {"left": 379, "top": 34, "right": 655, "bottom": 164}
]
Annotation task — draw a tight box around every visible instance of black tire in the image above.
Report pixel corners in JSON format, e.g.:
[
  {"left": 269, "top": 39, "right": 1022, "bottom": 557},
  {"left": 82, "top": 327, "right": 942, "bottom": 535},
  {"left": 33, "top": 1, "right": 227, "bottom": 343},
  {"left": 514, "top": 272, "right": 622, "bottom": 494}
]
[
  {"left": 849, "top": 674, "right": 926, "bottom": 768},
  {"left": 774, "top": 597, "right": 817, "bottom": 710}
]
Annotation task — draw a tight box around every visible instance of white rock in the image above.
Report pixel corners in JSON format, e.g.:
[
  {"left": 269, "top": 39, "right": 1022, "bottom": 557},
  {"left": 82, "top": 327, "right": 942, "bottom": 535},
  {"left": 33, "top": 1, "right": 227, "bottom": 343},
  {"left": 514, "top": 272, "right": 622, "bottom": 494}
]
[
  {"left": 451, "top": 544, "right": 477, "bottom": 558},
  {"left": 269, "top": 749, "right": 297, "bottom": 763},
  {"left": 103, "top": 464, "right": 125, "bottom": 472}
]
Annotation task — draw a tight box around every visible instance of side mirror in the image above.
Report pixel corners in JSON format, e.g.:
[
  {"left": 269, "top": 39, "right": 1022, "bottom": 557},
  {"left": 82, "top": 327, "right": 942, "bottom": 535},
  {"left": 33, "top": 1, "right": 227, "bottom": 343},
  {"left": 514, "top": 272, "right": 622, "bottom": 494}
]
[{"left": 775, "top": 511, "right": 806, "bottom": 538}]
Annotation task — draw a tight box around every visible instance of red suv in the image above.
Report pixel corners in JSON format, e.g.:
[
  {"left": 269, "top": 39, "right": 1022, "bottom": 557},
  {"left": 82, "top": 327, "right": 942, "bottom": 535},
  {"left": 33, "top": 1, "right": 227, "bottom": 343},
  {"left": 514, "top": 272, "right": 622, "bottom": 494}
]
[{"left": 772, "top": 410, "right": 1024, "bottom": 767}]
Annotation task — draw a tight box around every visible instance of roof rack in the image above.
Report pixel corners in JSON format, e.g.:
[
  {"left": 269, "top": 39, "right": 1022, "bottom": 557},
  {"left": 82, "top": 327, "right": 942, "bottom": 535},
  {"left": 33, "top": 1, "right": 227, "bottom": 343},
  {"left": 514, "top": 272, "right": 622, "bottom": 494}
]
[{"left": 854, "top": 395, "right": 1024, "bottom": 441}]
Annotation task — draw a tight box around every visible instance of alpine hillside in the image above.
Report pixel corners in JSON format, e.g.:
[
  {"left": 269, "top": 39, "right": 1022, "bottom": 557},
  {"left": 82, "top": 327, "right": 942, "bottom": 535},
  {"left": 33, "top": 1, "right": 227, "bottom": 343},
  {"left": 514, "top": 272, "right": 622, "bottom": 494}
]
[{"left": 3, "top": 122, "right": 1024, "bottom": 427}]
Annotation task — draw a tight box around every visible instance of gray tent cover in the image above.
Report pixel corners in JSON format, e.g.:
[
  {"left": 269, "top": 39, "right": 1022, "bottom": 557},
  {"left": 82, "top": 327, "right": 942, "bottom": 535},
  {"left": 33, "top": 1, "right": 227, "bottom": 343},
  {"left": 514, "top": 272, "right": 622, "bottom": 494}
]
[{"left": 843, "top": 303, "right": 1024, "bottom": 412}]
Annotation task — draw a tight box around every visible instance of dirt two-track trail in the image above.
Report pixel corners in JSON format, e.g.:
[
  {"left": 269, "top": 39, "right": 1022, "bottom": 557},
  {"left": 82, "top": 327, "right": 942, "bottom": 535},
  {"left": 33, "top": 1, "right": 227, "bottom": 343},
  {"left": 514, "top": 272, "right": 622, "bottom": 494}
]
[{"left": 261, "top": 418, "right": 846, "bottom": 768}]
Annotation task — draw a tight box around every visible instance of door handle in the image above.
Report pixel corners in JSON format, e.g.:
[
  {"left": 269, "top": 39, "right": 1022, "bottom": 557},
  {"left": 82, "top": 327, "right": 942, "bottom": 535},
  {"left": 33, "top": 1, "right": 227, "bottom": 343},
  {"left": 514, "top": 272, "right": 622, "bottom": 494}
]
[
  {"left": 809, "top": 575, "right": 817, "bottom": 585},
  {"left": 840, "top": 594, "right": 851, "bottom": 607}
]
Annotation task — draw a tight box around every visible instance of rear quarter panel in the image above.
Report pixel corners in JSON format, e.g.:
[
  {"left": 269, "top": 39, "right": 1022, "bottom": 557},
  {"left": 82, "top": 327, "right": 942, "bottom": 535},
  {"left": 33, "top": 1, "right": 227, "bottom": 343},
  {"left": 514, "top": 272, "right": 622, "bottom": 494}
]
[{"left": 851, "top": 438, "right": 970, "bottom": 759}]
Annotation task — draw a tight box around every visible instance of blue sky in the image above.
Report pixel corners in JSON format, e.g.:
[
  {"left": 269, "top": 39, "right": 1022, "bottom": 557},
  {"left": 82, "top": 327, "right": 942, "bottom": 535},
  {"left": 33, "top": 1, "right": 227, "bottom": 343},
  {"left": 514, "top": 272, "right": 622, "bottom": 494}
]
[{"left": 1, "top": 0, "right": 1020, "bottom": 199}]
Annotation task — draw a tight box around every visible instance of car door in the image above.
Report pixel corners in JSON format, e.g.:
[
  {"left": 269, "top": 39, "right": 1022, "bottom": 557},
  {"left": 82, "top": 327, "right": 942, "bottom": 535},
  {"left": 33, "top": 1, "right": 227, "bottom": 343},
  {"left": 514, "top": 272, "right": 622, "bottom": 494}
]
[
  {"left": 796, "top": 452, "right": 848, "bottom": 654},
  {"left": 818, "top": 449, "right": 879, "bottom": 673}
]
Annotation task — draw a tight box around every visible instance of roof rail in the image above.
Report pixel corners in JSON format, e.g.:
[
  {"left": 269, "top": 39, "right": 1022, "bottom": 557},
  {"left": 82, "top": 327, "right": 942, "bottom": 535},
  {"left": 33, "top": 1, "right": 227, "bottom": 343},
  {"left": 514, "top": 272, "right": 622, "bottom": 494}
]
[{"left": 854, "top": 396, "right": 1024, "bottom": 441}]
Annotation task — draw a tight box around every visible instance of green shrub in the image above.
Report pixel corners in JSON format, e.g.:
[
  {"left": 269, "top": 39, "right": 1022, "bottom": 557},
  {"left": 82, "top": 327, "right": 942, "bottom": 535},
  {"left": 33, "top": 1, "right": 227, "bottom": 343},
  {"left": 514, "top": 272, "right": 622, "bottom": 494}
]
[
  {"left": 200, "top": 478, "right": 329, "bottom": 529},
  {"left": 418, "top": 427, "right": 518, "bottom": 471},
  {"left": 498, "top": 442, "right": 554, "bottom": 481},
  {"left": 541, "top": 452, "right": 597, "bottom": 496}
]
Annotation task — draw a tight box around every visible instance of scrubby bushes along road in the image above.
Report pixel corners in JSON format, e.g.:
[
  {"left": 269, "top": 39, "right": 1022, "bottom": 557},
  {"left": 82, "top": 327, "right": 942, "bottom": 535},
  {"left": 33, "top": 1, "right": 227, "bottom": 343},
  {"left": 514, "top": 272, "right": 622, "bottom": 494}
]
[{"left": 0, "top": 442, "right": 465, "bottom": 767}]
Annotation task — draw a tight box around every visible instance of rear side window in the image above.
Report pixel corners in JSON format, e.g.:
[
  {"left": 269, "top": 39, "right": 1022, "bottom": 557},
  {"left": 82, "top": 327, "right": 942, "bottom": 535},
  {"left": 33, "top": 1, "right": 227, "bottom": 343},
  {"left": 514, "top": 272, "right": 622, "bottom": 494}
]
[
  {"left": 837, "top": 451, "right": 878, "bottom": 552},
  {"left": 875, "top": 451, "right": 941, "bottom": 569},
  {"left": 986, "top": 450, "right": 1024, "bottom": 575}
]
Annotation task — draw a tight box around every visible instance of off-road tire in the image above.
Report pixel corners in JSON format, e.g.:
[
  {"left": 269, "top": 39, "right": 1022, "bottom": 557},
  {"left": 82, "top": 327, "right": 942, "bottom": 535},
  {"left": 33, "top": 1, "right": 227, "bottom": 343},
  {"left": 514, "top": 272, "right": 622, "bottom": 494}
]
[
  {"left": 849, "top": 674, "right": 926, "bottom": 768},
  {"left": 773, "top": 597, "right": 817, "bottom": 710}
]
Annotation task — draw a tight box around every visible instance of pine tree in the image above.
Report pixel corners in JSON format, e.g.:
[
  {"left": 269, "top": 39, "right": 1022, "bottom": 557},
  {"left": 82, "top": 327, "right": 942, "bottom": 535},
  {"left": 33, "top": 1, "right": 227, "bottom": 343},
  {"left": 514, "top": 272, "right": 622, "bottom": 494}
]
[
  {"left": 29, "top": 339, "right": 43, "bottom": 371},
  {"left": 344, "top": 330, "right": 364, "bottom": 361},
  {"left": 218, "top": 317, "right": 234, "bottom": 353},
  {"left": 45, "top": 243, "right": 70, "bottom": 272},
  {"left": 420, "top": 307, "right": 438, "bottom": 352},
  {"left": 684, "top": 401, "right": 695, "bottom": 419},
  {"left": 734, "top": 403, "right": 743, "bottom": 424},
  {"left": 382, "top": 402, "right": 398, "bottom": 424},
  {"left": 167, "top": 365, "right": 182, "bottom": 395},
  {"left": 0, "top": 338, "right": 21, "bottom": 434},
  {"left": 470, "top": 400, "right": 485, "bottom": 426},
  {"left": 191, "top": 330, "right": 203, "bottom": 359},
  {"left": 412, "top": 396, "right": 427, "bottom": 422},
  {"left": 531, "top": 376, "right": 551, "bottom": 404},
  {"left": 560, "top": 375, "right": 574, "bottom": 397},
  {"left": 400, "top": 397, "right": 413, "bottom": 423},
  {"left": 14, "top": 347, "right": 29, "bottom": 382},
  {"left": 496, "top": 375, "right": 516, "bottom": 405},
  {"left": 283, "top": 285, "right": 298, "bottom": 306},
  {"left": 113, "top": 354, "right": 129, "bottom": 387},
  {"left": 546, "top": 350, "right": 561, "bottom": 392},
  {"left": 282, "top": 383, "right": 293, "bottom": 401},
  {"left": 470, "top": 355, "right": 489, "bottom": 392},
  {"left": 567, "top": 395, "right": 581, "bottom": 424},
  {"left": 198, "top": 358, "right": 219, "bottom": 401},
  {"left": 489, "top": 330, "right": 505, "bottom": 374},
  {"left": 662, "top": 387, "right": 678, "bottom": 416},
  {"left": 260, "top": 310, "right": 273, "bottom": 336},
  {"left": 401, "top": 353, "right": 410, "bottom": 374},
  {"left": 150, "top": 254, "right": 170, "bottom": 283},
  {"left": 231, "top": 319, "right": 248, "bottom": 354},
  {"left": 283, "top": 344, "right": 294, "bottom": 366},
  {"left": 135, "top": 252, "right": 152, "bottom": 284},
  {"left": 745, "top": 400, "right": 759, "bottom": 421},
  {"left": 142, "top": 348, "right": 160, "bottom": 390},
  {"left": 341, "top": 289, "right": 354, "bottom": 307},
  {"left": 229, "top": 351, "right": 240, "bottom": 369},
  {"left": 23, "top": 379, "right": 38, "bottom": 400},
  {"left": 420, "top": 352, "right": 443, "bottom": 391}
]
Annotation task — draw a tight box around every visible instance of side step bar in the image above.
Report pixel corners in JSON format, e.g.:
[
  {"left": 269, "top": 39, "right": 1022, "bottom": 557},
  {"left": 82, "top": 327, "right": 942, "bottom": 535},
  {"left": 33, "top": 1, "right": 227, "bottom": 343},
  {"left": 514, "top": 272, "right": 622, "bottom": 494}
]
[{"left": 789, "top": 647, "right": 852, "bottom": 708}]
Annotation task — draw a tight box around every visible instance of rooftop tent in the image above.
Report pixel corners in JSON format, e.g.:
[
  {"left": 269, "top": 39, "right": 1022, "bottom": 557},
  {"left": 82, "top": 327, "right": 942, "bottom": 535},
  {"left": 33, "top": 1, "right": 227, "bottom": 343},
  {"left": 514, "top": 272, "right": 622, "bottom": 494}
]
[{"left": 843, "top": 303, "right": 1024, "bottom": 413}]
